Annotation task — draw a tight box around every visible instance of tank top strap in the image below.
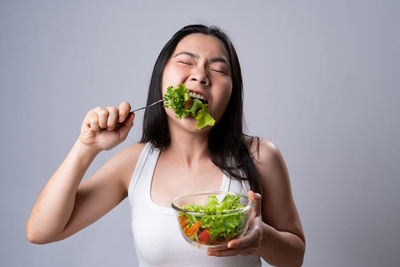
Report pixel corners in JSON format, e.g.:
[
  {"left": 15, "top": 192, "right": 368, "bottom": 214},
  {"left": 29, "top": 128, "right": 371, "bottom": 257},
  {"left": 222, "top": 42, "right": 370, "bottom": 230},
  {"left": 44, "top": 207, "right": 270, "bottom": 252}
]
[
  {"left": 128, "top": 143, "right": 250, "bottom": 207},
  {"left": 128, "top": 142, "right": 160, "bottom": 207}
]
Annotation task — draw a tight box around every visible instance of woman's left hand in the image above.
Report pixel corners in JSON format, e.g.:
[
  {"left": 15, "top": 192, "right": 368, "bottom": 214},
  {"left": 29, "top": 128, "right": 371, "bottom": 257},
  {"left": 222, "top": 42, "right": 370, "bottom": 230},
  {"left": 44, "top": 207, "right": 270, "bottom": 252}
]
[{"left": 207, "top": 191, "right": 264, "bottom": 257}]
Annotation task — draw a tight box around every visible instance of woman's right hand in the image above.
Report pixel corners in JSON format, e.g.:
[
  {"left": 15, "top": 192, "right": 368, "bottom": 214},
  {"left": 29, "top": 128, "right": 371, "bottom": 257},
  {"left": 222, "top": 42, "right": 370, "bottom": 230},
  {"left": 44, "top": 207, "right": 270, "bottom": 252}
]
[{"left": 79, "top": 101, "right": 135, "bottom": 152}]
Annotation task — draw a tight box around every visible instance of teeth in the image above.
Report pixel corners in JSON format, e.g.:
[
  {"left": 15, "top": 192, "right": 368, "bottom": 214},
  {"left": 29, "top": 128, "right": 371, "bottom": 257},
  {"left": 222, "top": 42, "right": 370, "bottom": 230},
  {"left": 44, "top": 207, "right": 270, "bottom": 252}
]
[{"left": 189, "top": 91, "right": 206, "bottom": 101}]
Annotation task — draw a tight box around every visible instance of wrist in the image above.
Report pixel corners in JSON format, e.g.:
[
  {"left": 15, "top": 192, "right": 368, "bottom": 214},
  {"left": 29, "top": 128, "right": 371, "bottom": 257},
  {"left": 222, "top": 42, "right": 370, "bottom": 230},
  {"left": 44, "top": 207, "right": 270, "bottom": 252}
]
[
  {"left": 74, "top": 139, "right": 101, "bottom": 159},
  {"left": 255, "top": 220, "right": 275, "bottom": 253}
]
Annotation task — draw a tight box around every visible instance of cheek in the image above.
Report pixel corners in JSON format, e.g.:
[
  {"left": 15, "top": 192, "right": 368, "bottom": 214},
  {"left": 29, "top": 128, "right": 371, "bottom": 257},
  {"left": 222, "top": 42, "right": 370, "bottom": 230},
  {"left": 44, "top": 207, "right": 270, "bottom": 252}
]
[
  {"left": 162, "top": 65, "right": 187, "bottom": 92},
  {"left": 161, "top": 65, "right": 174, "bottom": 93},
  {"left": 220, "top": 89, "right": 232, "bottom": 112},
  {"left": 211, "top": 84, "right": 232, "bottom": 121},
  {"left": 217, "top": 79, "right": 233, "bottom": 104},
  {"left": 161, "top": 71, "right": 171, "bottom": 96}
]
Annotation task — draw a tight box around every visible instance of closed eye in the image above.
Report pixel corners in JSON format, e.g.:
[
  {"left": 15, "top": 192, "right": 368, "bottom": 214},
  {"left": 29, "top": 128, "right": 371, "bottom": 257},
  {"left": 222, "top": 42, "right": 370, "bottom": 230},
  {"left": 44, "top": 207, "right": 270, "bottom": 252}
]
[
  {"left": 178, "top": 61, "right": 192, "bottom": 65},
  {"left": 209, "top": 62, "right": 230, "bottom": 75},
  {"left": 210, "top": 68, "right": 229, "bottom": 75}
]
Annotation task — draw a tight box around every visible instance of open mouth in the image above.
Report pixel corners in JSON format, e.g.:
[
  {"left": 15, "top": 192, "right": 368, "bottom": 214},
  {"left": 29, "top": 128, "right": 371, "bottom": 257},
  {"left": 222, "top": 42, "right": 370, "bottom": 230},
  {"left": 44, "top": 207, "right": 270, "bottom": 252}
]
[
  {"left": 163, "top": 84, "right": 215, "bottom": 129},
  {"left": 189, "top": 91, "right": 208, "bottom": 104}
]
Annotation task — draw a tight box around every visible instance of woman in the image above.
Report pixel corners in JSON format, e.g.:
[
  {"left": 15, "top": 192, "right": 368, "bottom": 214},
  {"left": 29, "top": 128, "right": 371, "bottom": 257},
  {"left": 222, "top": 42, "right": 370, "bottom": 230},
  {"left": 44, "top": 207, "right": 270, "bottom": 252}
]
[{"left": 26, "top": 24, "right": 305, "bottom": 266}]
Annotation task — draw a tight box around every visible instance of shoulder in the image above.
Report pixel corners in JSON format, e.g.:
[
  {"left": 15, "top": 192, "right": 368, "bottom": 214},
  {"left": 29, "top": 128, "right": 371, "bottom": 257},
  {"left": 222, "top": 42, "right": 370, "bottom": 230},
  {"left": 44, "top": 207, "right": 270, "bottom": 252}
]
[
  {"left": 244, "top": 136, "right": 282, "bottom": 167},
  {"left": 110, "top": 142, "right": 147, "bottom": 165},
  {"left": 244, "top": 136, "right": 289, "bottom": 191},
  {"left": 118, "top": 142, "right": 147, "bottom": 159}
]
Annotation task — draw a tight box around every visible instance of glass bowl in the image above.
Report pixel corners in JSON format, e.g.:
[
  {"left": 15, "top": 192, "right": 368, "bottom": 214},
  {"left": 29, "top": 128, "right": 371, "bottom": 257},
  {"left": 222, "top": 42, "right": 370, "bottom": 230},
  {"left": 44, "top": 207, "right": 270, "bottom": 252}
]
[{"left": 171, "top": 191, "right": 254, "bottom": 248}]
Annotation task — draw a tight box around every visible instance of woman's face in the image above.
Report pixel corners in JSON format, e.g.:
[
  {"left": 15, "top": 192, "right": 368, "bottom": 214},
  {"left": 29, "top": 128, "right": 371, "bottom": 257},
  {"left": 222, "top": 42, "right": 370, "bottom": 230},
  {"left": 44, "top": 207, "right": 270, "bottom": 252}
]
[{"left": 162, "top": 33, "right": 233, "bottom": 131}]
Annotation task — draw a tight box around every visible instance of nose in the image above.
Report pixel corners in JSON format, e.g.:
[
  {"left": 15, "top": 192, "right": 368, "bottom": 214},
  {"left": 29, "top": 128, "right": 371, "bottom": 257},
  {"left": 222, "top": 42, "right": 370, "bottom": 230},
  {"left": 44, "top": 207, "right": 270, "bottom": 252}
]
[{"left": 190, "top": 67, "right": 210, "bottom": 86}]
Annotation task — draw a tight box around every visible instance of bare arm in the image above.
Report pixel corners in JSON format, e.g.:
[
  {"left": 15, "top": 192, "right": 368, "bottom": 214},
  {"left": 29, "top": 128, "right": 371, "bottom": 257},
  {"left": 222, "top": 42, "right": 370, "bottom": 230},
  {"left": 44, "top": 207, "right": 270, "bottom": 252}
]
[
  {"left": 26, "top": 102, "right": 137, "bottom": 244},
  {"left": 208, "top": 138, "right": 305, "bottom": 266},
  {"left": 254, "top": 139, "right": 305, "bottom": 266}
]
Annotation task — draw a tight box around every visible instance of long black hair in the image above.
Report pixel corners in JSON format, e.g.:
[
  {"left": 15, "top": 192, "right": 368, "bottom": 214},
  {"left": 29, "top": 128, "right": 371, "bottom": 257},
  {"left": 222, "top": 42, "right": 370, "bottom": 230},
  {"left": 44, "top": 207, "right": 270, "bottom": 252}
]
[{"left": 140, "top": 24, "right": 261, "bottom": 194}]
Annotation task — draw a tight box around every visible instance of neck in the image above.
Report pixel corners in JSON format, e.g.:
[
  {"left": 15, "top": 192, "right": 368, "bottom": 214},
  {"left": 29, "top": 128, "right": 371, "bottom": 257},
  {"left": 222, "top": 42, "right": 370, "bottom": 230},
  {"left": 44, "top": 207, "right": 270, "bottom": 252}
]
[{"left": 165, "top": 123, "right": 210, "bottom": 169}]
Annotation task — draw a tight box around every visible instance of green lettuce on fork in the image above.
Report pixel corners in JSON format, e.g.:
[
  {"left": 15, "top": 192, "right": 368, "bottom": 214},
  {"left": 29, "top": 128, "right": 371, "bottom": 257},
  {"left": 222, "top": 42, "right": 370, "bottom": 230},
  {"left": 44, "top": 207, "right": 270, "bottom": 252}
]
[{"left": 163, "top": 84, "right": 215, "bottom": 129}]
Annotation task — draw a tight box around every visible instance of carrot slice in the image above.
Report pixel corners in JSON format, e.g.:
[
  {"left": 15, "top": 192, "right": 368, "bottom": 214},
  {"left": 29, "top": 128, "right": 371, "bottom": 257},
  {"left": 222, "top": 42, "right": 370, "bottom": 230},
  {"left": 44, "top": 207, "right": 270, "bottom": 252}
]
[{"left": 185, "top": 221, "right": 201, "bottom": 237}]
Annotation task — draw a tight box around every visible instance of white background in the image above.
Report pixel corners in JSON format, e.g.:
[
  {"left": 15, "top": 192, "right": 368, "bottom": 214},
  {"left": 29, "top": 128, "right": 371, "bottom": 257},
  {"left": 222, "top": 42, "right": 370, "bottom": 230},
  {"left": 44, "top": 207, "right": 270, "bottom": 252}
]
[{"left": 1, "top": 1, "right": 399, "bottom": 266}]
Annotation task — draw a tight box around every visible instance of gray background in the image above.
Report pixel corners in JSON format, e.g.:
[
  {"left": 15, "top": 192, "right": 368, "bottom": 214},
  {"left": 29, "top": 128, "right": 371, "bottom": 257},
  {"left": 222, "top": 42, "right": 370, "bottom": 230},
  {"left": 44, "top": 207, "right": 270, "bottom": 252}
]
[{"left": 1, "top": 0, "right": 399, "bottom": 266}]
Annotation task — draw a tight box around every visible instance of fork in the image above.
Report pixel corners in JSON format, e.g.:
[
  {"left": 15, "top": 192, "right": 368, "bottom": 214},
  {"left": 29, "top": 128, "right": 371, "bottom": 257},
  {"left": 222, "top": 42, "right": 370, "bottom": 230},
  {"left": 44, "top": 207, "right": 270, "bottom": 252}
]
[{"left": 131, "top": 99, "right": 164, "bottom": 113}]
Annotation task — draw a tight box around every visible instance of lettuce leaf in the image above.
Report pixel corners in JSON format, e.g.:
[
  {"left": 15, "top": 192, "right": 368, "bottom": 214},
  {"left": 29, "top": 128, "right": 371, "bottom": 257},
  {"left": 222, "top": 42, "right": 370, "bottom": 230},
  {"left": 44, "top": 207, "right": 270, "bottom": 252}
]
[
  {"left": 194, "top": 103, "right": 215, "bottom": 129},
  {"left": 163, "top": 84, "right": 191, "bottom": 119},
  {"left": 163, "top": 84, "right": 215, "bottom": 129},
  {"left": 182, "top": 194, "right": 247, "bottom": 242}
]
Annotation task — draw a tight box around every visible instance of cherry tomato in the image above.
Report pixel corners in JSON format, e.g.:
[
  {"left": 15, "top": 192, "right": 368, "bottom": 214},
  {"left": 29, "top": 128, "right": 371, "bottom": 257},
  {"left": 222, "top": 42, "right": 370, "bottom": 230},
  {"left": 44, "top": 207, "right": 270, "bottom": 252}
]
[{"left": 198, "top": 228, "right": 210, "bottom": 243}]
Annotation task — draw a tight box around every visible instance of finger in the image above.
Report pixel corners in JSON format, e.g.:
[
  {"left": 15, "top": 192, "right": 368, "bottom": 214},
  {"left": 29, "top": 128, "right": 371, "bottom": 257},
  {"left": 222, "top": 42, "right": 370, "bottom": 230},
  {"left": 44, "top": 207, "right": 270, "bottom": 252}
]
[
  {"left": 239, "top": 251, "right": 254, "bottom": 256},
  {"left": 123, "top": 112, "right": 135, "bottom": 128},
  {"left": 207, "top": 244, "right": 228, "bottom": 252},
  {"left": 96, "top": 107, "right": 109, "bottom": 129},
  {"left": 207, "top": 247, "right": 250, "bottom": 257},
  {"left": 227, "top": 219, "right": 263, "bottom": 249},
  {"left": 227, "top": 233, "right": 255, "bottom": 249},
  {"left": 106, "top": 106, "right": 119, "bottom": 130},
  {"left": 118, "top": 112, "right": 135, "bottom": 140},
  {"left": 228, "top": 239, "right": 249, "bottom": 249},
  {"left": 248, "top": 190, "right": 262, "bottom": 218},
  {"left": 118, "top": 101, "right": 131, "bottom": 123},
  {"left": 83, "top": 110, "right": 100, "bottom": 132}
]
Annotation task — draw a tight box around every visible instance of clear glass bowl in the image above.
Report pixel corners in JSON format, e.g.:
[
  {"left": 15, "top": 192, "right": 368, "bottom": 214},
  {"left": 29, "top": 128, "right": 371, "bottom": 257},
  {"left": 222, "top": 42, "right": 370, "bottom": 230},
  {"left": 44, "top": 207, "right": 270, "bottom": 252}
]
[{"left": 171, "top": 191, "right": 254, "bottom": 249}]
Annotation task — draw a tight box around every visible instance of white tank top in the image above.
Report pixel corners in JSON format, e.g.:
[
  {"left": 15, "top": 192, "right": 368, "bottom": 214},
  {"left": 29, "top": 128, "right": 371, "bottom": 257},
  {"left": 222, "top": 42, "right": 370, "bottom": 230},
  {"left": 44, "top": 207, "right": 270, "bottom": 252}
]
[{"left": 128, "top": 143, "right": 261, "bottom": 267}]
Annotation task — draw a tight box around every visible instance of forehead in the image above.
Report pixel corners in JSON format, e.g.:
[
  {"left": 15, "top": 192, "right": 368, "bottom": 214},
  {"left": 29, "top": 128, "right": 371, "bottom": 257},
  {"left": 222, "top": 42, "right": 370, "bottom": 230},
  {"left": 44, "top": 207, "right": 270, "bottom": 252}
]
[{"left": 173, "top": 33, "right": 229, "bottom": 59}]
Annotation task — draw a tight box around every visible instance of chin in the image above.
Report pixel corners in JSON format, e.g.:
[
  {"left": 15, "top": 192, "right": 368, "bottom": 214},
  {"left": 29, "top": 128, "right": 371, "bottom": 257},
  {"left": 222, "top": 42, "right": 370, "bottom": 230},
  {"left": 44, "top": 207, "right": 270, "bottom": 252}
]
[
  {"left": 168, "top": 116, "right": 211, "bottom": 134},
  {"left": 180, "top": 117, "right": 204, "bottom": 131}
]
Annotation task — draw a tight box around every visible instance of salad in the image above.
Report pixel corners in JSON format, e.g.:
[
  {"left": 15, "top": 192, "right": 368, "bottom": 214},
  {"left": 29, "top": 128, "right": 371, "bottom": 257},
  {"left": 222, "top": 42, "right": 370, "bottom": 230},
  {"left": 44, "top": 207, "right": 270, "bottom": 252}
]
[
  {"left": 178, "top": 194, "right": 249, "bottom": 246},
  {"left": 163, "top": 84, "right": 215, "bottom": 129}
]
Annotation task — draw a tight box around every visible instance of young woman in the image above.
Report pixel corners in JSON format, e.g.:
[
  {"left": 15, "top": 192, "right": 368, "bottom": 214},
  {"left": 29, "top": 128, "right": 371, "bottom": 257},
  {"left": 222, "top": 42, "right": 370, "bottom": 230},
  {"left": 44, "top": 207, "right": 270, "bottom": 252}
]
[{"left": 26, "top": 25, "right": 305, "bottom": 266}]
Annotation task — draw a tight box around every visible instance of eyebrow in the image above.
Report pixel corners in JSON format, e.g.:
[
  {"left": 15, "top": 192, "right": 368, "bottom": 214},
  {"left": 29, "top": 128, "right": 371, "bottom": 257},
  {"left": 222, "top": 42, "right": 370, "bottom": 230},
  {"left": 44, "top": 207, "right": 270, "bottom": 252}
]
[
  {"left": 174, "top": 51, "right": 198, "bottom": 59},
  {"left": 174, "top": 51, "right": 230, "bottom": 67}
]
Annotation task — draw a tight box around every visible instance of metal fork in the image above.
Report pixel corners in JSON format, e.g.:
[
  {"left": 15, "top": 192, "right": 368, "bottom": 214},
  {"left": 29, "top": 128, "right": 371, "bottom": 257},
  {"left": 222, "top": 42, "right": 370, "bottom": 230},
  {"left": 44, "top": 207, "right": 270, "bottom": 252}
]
[{"left": 131, "top": 99, "right": 164, "bottom": 113}]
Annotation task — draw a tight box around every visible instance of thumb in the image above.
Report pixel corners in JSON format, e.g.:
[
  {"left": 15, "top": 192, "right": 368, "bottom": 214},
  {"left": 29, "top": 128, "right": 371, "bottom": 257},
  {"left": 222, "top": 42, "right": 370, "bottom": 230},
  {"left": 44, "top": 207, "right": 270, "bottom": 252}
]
[
  {"left": 119, "top": 112, "right": 135, "bottom": 139},
  {"left": 248, "top": 190, "right": 262, "bottom": 218}
]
